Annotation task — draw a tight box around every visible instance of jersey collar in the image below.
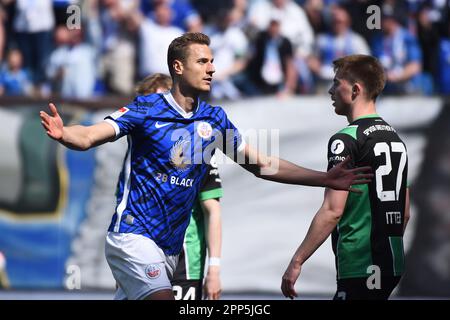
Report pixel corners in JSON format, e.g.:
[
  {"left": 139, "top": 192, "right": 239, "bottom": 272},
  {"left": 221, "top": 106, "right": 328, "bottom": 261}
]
[
  {"left": 354, "top": 113, "right": 380, "bottom": 122},
  {"left": 163, "top": 92, "right": 200, "bottom": 119}
]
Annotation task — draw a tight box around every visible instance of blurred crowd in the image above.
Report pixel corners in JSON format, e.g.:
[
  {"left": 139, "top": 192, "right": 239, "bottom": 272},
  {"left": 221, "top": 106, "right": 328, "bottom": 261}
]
[{"left": 0, "top": 0, "right": 449, "bottom": 100}]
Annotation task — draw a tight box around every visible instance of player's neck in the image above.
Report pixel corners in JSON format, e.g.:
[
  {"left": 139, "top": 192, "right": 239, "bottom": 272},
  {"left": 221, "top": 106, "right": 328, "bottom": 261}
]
[
  {"left": 348, "top": 100, "right": 377, "bottom": 123},
  {"left": 170, "top": 86, "right": 198, "bottom": 113}
]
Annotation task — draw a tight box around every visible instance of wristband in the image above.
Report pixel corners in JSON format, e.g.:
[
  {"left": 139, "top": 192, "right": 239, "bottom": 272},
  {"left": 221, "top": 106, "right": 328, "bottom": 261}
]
[{"left": 209, "top": 257, "right": 221, "bottom": 266}]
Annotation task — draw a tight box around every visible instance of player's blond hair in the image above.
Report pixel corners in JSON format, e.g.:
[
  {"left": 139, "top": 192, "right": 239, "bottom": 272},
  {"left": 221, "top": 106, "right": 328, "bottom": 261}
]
[{"left": 135, "top": 73, "right": 172, "bottom": 95}]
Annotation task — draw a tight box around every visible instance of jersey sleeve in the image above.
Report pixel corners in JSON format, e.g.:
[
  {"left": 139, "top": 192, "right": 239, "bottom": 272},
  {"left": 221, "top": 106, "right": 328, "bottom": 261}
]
[
  {"left": 215, "top": 107, "right": 246, "bottom": 158},
  {"left": 103, "top": 98, "right": 147, "bottom": 139},
  {"left": 327, "top": 133, "right": 358, "bottom": 171},
  {"left": 199, "top": 161, "right": 223, "bottom": 201}
]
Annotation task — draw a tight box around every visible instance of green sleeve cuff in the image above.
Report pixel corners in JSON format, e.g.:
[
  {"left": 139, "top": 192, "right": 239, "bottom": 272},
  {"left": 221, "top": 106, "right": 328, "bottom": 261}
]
[{"left": 199, "top": 188, "right": 223, "bottom": 201}]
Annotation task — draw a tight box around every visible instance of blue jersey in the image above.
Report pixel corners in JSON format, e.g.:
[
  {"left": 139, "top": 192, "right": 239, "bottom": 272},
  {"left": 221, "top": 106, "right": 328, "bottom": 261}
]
[{"left": 104, "top": 92, "right": 244, "bottom": 255}]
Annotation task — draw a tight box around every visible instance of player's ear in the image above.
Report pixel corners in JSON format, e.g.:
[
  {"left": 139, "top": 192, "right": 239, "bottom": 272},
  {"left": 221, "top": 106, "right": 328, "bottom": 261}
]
[
  {"left": 352, "top": 83, "right": 362, "bottom": 99},
  {"left": 173, "top": 59, "right": 184, "bottom": 75}
]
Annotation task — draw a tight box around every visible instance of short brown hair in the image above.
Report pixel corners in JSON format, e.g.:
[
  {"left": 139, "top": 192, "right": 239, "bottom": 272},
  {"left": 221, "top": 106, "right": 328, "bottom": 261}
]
[
  {"left": 167, "top": 32, "right": 210, "bottom": 77},
  {"left": 333, "top": 55, "right": 386, "bottom": 101},
  {"left": 135, "top": 73, "right": 172, "bottom": 95}
]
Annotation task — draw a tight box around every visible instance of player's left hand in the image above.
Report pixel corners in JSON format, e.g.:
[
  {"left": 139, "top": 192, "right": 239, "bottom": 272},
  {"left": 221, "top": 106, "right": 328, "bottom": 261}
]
[
  {"left": 326, "top": 156, "right": 373, "bottom": 193},
  {"left": 281, "top": 261, "right": 301, "bottom": 299},
  {"left": 204, "top": 266, "right": 221, "bottom": 300}
]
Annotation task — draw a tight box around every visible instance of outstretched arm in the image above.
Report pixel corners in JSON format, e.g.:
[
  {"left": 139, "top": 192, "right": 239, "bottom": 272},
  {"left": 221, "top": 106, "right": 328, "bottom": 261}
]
[
  {"left": 281, "top": 188, "right": 347, "bottom": 299},
  {"left": 202, "top": 198, "right": 222, "bottom": 300},
  {"left": 40, "top": 103, "right": 116, "bottom": 151},
  {"left": 239, "top": 144, "right": 372, "bottom": 192}
]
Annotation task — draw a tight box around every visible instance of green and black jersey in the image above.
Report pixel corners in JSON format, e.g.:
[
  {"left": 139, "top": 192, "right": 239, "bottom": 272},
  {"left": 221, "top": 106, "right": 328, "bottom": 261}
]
[
  {"left": 172, "top": 162, "right": 223, "bottom": 281},
  {"left": 327, "top": 114, "right": 408, "bottom": 280}
]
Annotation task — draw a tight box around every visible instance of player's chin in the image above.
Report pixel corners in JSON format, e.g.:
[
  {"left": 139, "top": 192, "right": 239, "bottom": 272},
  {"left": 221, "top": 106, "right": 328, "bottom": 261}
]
[
  {"left": 333, "top": 105, "right": 344, "bottom": 115},
  {"left": 198, "top": 84, "right": 212, "bottom": 92}
]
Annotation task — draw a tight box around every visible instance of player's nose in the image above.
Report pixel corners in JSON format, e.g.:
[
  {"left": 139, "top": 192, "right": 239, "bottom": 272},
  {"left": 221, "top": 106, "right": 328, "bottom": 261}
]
[
  {"left": 328, "top": 86, "right": 334, "bottom": 96},
  {"left": 207, "top": 62, "right": 215, "bottom": 75}
]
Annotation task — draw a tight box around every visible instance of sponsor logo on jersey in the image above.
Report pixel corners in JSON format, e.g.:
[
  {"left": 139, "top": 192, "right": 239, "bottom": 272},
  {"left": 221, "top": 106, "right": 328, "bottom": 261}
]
[
  {"left": 329, "top": 155, "right": 346, "bottom": 162},
  {"left": 363, "top": 124, "right": 396, "bottom": 136},
  {"left": 170, "top": 139, "right": 190, "bottom": 171},
  {"left": 170, "top": 176, "right": 194, "bottom": 187},
  {"left": 145, "top": 264, "right": 161, "bottom": 279},
  {"left": 197, "top": 122, "right": 213, "bottom": 139},
  {"left": 155, "top": 121, "right": 171, "bottom": 129},
  {"left": 155, "top": 172, "right": 194, "bottom": 187},
  {"left": 330, "top": 139, "right": 345, "bottom": 155},
  {"left": 110, "top": 107, "right": 129, "bottom": 120}
]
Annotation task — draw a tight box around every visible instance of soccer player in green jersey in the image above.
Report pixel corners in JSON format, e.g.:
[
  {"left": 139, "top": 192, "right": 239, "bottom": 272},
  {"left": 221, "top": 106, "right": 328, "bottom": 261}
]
[
  {"left": 281, "top": 55, "right": 411, "bottom": 300},
  {"left": 171, "top": 157, "right": 222, "bottom": 300}
]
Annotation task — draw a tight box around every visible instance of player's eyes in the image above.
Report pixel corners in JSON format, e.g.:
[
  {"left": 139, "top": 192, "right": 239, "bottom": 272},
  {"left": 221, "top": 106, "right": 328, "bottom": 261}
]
[{"left": 197, "top": 59, "right": 213, "bottom": 65}]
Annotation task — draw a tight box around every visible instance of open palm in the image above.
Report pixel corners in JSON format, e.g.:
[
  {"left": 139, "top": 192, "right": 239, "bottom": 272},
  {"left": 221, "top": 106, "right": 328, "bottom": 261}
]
[
  {"left": 40, "top": 103, "right": 64, "bottom": 140},
  {"left": 327, "top": 156, "right": 373, "bottom": 192}
]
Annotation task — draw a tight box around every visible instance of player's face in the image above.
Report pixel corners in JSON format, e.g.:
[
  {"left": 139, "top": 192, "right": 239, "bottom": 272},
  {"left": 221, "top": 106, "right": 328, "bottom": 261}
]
[
  {"left": 181, "top": 44, "right": 215, "bottom": 93},
  {"left": 328, "top": 74, "right": 352, "bottom": 116}
]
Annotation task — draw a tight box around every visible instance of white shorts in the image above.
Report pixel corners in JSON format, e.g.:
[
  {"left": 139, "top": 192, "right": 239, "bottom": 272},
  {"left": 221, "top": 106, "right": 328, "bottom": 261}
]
[{"left": 105, "top": 232, "right": 178, "bottom": 300}]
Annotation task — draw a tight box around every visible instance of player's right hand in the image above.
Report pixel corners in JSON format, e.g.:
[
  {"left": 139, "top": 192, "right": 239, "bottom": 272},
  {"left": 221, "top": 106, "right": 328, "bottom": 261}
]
[
  {"left": 40, "top": 103, "right": 64, "bottom": 141},
  {"left": 326, "top": 156, "right": 373, "bottom": 193},
  {"left": 281, "top": 261, "right": 301, "bottom": 300}
]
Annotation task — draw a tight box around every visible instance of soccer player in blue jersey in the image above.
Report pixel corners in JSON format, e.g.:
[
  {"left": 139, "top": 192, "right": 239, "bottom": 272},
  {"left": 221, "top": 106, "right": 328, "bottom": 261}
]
[
  {"left": 135, "top": 73, "right": 223, "bottom": 300},
  {"left": 40, "top": 33, "right": 372, "bottom": 300}
]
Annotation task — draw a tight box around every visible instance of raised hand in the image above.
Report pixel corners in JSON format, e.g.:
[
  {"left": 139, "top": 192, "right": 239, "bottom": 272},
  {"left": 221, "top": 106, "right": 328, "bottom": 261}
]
[
  {"left": 40, "top": 103, "right": 64, "bottom": 141},
  {"left": 326, "top": 156, "right": 373, "bottom": 193}
]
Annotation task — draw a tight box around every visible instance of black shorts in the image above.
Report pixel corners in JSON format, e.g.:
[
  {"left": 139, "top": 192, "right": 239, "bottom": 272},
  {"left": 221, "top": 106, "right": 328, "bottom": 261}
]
[
  {"left": 172, "top": 279, "right": 203, "bottom": 300},
  {"left": 333, "top": 276, "right": 401, "bottom": 300}
]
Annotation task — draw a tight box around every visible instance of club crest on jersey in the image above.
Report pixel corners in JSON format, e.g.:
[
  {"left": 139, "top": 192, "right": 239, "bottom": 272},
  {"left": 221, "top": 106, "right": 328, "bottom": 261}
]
[
  {"left": 110, "top": 107, "right": 130, "bottom": 120},
  {"left": 197, "top": 122, "right": 213, "bottom": 140},
  {"left": 145, "top": 264, "right": 161, "bottom": 279},
  {"left": 330, "top": 139, "right": 345, "bottom": 155},
  {"left": 170, "top": 138, "right": 191, "bottom": 171}
]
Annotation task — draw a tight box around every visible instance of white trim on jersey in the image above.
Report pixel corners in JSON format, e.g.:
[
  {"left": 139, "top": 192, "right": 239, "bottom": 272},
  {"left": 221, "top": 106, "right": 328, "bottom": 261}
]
[
  {"left": 182, "top": 242, "right": 191, "bottom": 280},
  {"left": 163, "top": 92, "right": 199, "bottom": 119},
  {"left": 114, "top": 137, "right": 133, "bottom": 232},
  {"left": 103, "top": 119, "right": 120, "bottom": 137}
]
